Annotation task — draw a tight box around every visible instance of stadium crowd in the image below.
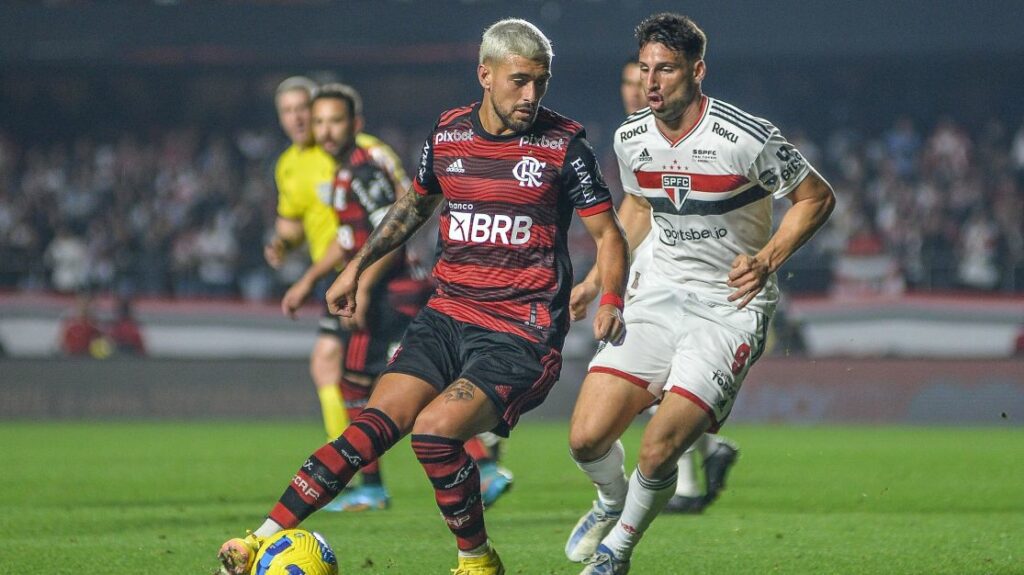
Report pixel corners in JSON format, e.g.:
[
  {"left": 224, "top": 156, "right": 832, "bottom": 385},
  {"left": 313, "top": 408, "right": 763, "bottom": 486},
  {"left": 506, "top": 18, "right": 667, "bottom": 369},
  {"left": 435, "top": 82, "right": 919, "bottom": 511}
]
[{"left": 1, "top": 113, "right": 1022, "bottom": 299}]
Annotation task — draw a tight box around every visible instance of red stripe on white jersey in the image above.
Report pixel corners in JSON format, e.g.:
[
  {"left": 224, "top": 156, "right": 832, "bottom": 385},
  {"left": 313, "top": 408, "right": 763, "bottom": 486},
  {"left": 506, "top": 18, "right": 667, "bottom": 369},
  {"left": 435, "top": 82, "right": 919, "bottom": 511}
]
[{"left": 634, "top": 171, "right": 749, "bottom": 193}]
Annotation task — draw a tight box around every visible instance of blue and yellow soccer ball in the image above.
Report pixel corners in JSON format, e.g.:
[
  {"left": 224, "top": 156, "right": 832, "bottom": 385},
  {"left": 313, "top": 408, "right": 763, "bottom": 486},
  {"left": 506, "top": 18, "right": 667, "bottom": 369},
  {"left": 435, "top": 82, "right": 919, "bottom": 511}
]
[{"left": 251, "top": 529, "right": 339, "bottom": 575}]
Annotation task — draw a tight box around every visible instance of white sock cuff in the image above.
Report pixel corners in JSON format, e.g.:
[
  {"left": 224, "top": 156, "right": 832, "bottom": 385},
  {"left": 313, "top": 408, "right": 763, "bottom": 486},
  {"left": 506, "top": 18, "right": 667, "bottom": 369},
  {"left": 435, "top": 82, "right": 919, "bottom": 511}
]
[
  {"left": 635, "top": 466, "right": 678, "bottom": 492},
  {"left": 572, "top": 439, "right": 624, "bottom": 467}
]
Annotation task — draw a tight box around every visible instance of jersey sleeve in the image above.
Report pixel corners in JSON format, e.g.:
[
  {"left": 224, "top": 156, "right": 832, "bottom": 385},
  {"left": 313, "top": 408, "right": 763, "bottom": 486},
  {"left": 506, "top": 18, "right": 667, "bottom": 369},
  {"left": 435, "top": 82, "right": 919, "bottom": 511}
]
[
  {"left": 274, "top": 155, "right": 304, "bottom": 219},
  {"left": 748, "top": 128, "right": 812, "bottom": 199},
  {"left": 359, "top": 133, "right": 412, "bottom": 192},
  {"left": 616, "top": 150, "right": 642, "bottom": 197},
  {"left": 560, "top": 134, "right": 613, "bottom": 217},
  {"left": 412, "top": 122, "right": 442, "bottom": 196},
  {"left": 351, "top": 164, "right": 397, "bottom": 228}
]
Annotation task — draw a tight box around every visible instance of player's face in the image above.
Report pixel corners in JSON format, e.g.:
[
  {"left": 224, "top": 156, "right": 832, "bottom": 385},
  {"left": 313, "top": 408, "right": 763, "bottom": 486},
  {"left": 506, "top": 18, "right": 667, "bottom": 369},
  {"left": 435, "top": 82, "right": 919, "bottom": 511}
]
[
  {"left": 620, "top": 62, "right": 646, "bottom": 115},
  {"left": 481, "top": 54, "right": 551, "bottom": 134},
  {"left": 638, "top": 42, "right": 705, "bottom": 123},
  {"left": 312, "top": 98, "right": 357, "bottom": 159},
  {"left": 276, "top": 89, "right": 313, "bottom": 146}
]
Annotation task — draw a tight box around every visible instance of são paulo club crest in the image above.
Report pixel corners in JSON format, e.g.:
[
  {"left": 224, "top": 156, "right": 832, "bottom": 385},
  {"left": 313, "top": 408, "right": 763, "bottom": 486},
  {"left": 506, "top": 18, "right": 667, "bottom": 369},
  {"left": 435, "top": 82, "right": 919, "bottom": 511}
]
[{"left": 661, "top": 174, "right": 691, "bottom": 210}]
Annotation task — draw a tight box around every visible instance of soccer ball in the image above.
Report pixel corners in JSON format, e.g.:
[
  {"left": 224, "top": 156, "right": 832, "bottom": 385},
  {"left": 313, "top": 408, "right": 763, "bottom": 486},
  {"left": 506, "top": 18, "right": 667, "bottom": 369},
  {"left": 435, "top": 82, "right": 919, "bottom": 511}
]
[{"left": 250, "top": 529, "right": 339, "bottom": 575}]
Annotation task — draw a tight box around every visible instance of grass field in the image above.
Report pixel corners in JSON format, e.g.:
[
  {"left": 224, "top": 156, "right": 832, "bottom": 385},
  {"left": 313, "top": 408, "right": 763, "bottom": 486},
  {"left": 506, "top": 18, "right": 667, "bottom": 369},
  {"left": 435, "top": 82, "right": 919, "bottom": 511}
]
[{"left": 0, "top": 421, "right": 1021, "bottom": 574}]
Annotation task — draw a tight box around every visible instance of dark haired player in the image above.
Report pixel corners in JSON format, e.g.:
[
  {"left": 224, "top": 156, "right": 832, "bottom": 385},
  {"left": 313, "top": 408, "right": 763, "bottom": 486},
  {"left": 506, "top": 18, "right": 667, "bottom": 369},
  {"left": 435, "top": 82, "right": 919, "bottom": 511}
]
[{"left": 565, "top": 13, "right": 834, "bottom": 574}]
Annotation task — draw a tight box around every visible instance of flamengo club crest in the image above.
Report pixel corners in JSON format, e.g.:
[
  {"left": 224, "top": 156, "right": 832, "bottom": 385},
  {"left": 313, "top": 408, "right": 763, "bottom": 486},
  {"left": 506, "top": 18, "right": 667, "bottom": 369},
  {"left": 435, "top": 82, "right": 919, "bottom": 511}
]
[
  {"left": 662, "top": 174, "right": 691, "bottom": 210},
  {"left": 513, "top": 156, "right": 546, "bottom": 187}
]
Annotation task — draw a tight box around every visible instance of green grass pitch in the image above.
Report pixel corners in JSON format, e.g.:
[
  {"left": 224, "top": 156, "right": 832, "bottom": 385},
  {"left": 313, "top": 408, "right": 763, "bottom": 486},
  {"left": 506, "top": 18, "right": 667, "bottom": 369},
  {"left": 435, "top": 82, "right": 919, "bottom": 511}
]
[{"left": 0, "top": 421, "right": 1020, "bottom": 574}]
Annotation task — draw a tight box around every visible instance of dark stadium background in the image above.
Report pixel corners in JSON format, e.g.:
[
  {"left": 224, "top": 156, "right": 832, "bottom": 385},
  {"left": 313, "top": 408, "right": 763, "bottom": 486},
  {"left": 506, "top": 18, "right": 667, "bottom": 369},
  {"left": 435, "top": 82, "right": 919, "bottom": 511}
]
[{"left": 1, "top": 1, "right": 1021, "bottom": 431}]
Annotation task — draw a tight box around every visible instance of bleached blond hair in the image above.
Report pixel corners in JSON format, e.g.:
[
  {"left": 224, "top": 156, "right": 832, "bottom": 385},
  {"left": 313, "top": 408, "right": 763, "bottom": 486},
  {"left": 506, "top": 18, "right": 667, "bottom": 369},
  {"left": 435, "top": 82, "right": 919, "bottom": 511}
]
[{"left": 479, "top": 18, "right": 553, "bottom": 66}]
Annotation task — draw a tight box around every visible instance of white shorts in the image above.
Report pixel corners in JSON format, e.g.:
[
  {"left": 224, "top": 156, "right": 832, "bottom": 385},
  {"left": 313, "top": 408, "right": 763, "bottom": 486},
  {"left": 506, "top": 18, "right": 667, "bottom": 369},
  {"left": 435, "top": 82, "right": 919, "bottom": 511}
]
[{"left": 589, "top": 286, "right": 770, "bottom": 431}]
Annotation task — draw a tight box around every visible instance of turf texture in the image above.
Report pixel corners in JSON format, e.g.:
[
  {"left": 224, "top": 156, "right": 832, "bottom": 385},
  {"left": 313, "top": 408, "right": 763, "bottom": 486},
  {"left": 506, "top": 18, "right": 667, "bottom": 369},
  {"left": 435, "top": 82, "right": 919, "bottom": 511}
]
[{"left": 0, "top": 421, "right": 1020, "bottom": 574}]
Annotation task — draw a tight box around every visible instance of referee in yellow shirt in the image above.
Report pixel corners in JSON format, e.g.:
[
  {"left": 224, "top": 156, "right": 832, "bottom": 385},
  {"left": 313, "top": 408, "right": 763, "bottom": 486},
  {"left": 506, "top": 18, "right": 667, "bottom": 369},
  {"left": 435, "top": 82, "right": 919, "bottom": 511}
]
[{"left": 265, "top": 76, "right": 410, "bottom": 443}]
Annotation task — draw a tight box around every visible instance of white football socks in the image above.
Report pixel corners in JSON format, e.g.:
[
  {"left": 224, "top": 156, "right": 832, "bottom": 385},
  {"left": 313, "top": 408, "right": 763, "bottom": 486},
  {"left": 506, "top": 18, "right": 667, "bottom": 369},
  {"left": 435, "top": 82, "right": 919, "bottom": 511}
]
[
  {"left": 604, "top": 467, "right": 678, "bottom": 560},
  {"left": 574, "top": 440, "right": 628, "bottom": 512},
  {"left": 674, "top": 433, "right": 711, "bottom": 497},
  {"left": 254, "top": 519, "right": 283, "bottom": 538}
]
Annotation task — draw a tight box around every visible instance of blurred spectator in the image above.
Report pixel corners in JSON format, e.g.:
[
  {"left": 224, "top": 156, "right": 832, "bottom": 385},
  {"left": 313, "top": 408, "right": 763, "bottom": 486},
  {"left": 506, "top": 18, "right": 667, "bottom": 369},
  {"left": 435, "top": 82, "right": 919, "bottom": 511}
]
[
  {"left": 59, "top": 294, "right": 105, "bottom": 357},
  {"left": 108, "top": 297, "right": 146, "bottom": 356},
  {"left": 45, "top": 226, "right": 90, "bottom": 293},
  {"left": 957, "top": 208, "right": 1002, "bottom": 290},
  {"left": 0, "top": 74, "right": 1021, "bottom": 297}
]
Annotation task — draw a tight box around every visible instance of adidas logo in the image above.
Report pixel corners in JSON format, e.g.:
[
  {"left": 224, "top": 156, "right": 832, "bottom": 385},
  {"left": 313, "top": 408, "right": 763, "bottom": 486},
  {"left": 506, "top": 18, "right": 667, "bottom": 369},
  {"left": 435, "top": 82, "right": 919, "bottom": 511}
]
[
  {"left": 446, "top": 158, "right": 466, "bottom": 173},
  {"left": 638, "top": 148, "right": 652, "bottom": 163}
]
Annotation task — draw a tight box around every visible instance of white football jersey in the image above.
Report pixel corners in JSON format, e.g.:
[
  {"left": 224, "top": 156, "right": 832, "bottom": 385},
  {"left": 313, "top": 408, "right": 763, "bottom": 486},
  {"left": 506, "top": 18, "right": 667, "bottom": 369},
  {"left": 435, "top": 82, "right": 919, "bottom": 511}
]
[{"left": 614, "top": 96, "right": 813, "bottom": 315}]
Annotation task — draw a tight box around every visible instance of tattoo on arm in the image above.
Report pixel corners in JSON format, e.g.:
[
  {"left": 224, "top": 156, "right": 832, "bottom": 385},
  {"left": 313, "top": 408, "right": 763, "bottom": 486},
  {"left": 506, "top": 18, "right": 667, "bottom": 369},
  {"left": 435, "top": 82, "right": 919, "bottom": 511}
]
[
  {"left": 355, "top": 189, "right": 442, "bottom": 273},
  {"left": 443, "top": 379, "right": 477, "bottom": 403}
]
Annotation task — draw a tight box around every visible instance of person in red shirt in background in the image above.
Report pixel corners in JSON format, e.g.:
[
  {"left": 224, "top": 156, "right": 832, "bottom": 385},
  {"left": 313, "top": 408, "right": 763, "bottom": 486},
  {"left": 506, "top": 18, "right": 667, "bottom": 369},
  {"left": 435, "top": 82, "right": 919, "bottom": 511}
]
[
  {"left": 108, "top": 297, "right": 146, "bottom": 356},
  {"left": 59, "top": 294, "right": 104, "bottom": 357}
]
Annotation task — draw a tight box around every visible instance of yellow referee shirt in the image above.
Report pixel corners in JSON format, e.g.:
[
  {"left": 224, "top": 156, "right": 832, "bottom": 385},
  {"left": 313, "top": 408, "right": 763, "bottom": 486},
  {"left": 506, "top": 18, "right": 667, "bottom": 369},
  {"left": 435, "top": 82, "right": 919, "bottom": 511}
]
[{"left": 274, "top": 133, "right": 408, "bottom": 263}]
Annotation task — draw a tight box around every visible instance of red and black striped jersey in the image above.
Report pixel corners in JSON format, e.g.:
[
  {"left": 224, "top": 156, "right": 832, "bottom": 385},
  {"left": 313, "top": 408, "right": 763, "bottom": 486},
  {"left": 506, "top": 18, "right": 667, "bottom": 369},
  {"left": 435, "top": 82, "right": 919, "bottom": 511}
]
[
  {"left": 413, "top": 103, "right": 612, "bottom": 348},
  {"left": 332, "top": 147, "right": 432, "bottom": 318}
]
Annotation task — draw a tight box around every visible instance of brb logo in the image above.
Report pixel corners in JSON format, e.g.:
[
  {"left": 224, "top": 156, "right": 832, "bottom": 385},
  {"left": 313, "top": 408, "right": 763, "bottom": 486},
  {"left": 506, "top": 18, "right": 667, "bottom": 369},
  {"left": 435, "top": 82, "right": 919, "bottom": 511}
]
[
  {"left": 449, "top": 207, "right": 533, "bottom": 245},
  {"left": 513, "top": 156, "right": 546, "bottom": 187},
  {"left": 662, "top": 174, "right": 691, "bottom": 210}
]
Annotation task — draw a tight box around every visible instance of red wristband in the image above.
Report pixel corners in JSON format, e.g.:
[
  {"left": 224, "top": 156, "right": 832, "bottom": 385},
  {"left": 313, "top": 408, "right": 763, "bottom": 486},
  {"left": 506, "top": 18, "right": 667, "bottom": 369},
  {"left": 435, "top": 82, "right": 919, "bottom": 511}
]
[{"left": 599, "top": 292, "right": 624, "bottom": 310}]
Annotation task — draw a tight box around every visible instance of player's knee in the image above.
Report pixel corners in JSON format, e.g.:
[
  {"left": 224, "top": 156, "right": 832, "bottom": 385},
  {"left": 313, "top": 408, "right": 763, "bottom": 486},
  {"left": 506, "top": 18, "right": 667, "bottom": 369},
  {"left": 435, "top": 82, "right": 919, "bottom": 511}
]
[
  {"left": 569, "top": 426, "right": 612, "bottom": 462},
  {"left": 411, "top": 409, "right": 457, "bottom": 438},
  {"left": 638, "top": 438, "right": 678, "bottom": 478}
]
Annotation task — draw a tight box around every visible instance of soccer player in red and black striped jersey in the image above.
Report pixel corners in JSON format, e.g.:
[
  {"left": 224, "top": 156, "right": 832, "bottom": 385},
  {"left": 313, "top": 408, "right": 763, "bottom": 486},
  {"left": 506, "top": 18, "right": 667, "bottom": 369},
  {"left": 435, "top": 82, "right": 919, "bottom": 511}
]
[{"left": 216, "top": 18, "right": 629, "bottom": 575}]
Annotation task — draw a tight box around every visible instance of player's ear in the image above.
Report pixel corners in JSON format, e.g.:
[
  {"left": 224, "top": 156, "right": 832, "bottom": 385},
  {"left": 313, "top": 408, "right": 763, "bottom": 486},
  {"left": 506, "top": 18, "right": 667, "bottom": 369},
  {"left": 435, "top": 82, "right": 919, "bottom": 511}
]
[
  {"left": 693, "top": 59, "right": 706, "bottom": 83},
  {"left": 355, "top": 115, "right": 365, "bottom": 134},
  {"left": 478, "top": 63, "right": 492, "bottom": 91}
]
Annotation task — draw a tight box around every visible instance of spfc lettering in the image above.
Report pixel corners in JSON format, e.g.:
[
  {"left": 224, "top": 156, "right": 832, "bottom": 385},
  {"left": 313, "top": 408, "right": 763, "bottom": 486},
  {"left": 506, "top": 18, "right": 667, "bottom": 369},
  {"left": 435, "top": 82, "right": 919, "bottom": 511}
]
[{"left": 662, "top": 174, "right": 691, "bottom": 210}]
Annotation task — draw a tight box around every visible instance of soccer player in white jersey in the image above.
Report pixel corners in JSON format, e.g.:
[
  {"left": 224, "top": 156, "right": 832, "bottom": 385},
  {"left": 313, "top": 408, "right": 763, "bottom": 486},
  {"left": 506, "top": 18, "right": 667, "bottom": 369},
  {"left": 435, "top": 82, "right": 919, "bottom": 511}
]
[
  {"left": 564, "top": 13, "right": 835, "bottom": 574},
  {"left": 573, "top": 58, "right": 741, "bottom": 516}
]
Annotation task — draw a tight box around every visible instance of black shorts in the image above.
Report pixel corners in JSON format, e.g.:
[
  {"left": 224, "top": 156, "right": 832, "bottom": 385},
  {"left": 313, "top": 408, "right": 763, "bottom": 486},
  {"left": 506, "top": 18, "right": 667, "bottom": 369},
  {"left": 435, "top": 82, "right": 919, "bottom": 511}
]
[
  {"left": 317, "top": 276, "right": 412, "bottom": 378},
  {"left": 382, "top": 306, "right": 563, "bottom": 437}
]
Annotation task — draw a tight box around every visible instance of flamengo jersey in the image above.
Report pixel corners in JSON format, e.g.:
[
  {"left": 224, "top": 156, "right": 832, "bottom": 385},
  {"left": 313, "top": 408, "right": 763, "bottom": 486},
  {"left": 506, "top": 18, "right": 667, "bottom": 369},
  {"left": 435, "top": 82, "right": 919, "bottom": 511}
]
[
  {"left": 615, "top": 96, "right": 813, "bottom": 315},
  {"left": 275, "top": 133, "right": 410, "bottom": 263},
  {"left": 414, "top": 103, "right": 613, "bottom": 348},
  {"left": 332, "top": 147, "right": 428, "bottom": 318}
]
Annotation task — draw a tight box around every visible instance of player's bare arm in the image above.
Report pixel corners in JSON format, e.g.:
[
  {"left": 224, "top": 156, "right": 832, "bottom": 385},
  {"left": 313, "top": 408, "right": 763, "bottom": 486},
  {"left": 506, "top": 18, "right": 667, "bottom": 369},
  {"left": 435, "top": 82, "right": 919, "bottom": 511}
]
[
  {"left": 727, "top": 171, "right": 835, "bottom": 309},
  {"left": 570, "top": 193, "right": 652, "bottom": 321},
  {"left": 265, "top": 217, "right": 304, "bottom": 268},
  {"left": 280, "top": 239, "right": 347, "bottom": 319},
  {"left": 580, "top": 209, "right": 629, "bottom": 343},
  {"left": 325, "top": 188, "right": 443, "bottom": 316},
  {"left": 341, "top": 247, "right": 402, "bottom": 331}
]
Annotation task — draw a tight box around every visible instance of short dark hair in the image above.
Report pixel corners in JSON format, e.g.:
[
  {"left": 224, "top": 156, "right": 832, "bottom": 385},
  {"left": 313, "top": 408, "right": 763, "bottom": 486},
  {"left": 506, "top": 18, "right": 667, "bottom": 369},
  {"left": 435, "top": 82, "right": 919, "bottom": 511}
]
[
  {"left": 635, "top": 13, "right": 706, "bottom": 62},
  {"left": 312, "top": 82, "right": 363, "bottom": 119}
]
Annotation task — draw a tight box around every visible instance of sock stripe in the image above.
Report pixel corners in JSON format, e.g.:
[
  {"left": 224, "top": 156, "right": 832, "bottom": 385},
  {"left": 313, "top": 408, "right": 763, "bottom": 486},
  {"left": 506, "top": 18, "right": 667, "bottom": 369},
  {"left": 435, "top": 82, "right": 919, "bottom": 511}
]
[
  {"left": 271, "top": 408, "right": 404, "bottom": 529},
  {"left": 412, "top": 434, "right": 488, "bottom": 551},
  {"left": 269, "top": 502, "right": 299, "bottom": 529},
  {"left": 636, "top": 468, "right": 678, "bottom": 491},
  {"left": 411, "top": 433, "right": 462, "bottom": 446}
]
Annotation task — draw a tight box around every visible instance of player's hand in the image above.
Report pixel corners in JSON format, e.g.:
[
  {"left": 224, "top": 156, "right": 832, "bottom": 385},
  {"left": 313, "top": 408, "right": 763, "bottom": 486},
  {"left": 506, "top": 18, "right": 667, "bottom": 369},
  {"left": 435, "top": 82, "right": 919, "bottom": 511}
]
[
  {"left": 340, "top": 290, "right": 370, "bottom": 331},
  {"left": 569, "top": 281, "right": 600, "bottom": 321},
  {"left": 593, "top": 304, "right": 626, "bottom": 345},
  {"left": 281, "top": 279, "right": 313, "bottom": 319},
  {"left": 326, "top": 262, "right": 360, "bottom": 318},
  {"left": 727, "top": 253, "right": 770, "bottom": 309},
  {"left": 264, "top": 237, "right": 287, "bottom": 269}
]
